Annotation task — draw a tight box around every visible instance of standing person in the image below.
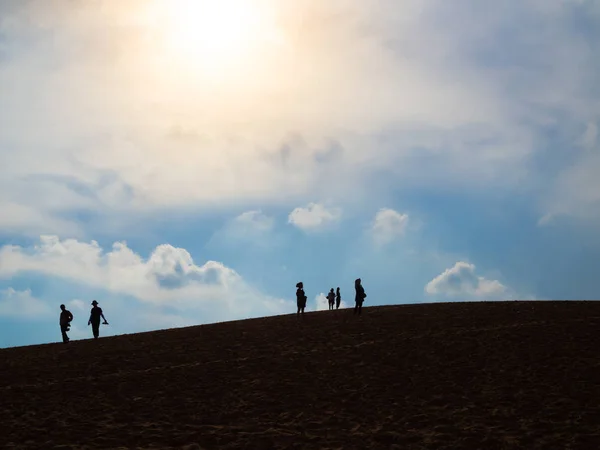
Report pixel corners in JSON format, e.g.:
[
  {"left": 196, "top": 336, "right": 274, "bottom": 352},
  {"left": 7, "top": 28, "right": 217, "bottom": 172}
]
[
  {"left": 327, "top": 288, "right": 335, "bottom": 310},
  {"left": 296, "top": 282, "right": 307, "bottom": 316},
  {"left": 88, "top": 300, "right": 109, "bottom": 339},
  {"left": 59, "top": 304, "right": 73, "bottom": 343},
  {"left": 354, "top": 278, "right": 366, "bottom": 315},
  {"left": 335, "top": 287, "right": 341, "bottom": 309}
]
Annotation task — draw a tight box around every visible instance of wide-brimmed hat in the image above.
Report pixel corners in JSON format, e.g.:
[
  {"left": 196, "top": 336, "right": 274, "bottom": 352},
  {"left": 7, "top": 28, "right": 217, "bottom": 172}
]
[{"left": 91, "top": 300, "right": 98, "bottom": 305}]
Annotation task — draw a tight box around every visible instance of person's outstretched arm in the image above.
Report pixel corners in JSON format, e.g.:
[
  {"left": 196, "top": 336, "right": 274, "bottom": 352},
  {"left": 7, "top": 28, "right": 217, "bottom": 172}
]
[{"left": 101, "top": 312, "right": 108, "bottom": 324}]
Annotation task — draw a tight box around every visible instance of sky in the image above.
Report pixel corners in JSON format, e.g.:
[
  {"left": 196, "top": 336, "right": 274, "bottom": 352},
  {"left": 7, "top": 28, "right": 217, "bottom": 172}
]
[{"left": 0, "top": 0, "right": 599, "bottom": 347}]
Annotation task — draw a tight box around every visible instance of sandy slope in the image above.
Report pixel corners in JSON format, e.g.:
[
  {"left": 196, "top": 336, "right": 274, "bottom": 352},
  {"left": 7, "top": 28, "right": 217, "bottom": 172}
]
[{"left": 0, "top": 301, "right": 599, "bottom": 449}]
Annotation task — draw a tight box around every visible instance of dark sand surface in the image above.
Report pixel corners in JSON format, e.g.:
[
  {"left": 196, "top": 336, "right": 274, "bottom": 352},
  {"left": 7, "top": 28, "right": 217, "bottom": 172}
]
[{"left": 0, "top": 301, "right": 599, "bottom": 449}]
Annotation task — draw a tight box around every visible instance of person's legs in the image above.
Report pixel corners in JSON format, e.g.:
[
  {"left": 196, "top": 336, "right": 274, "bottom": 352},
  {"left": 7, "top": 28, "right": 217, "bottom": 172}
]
[
  {"left": 60, "top": 325, "right": 69, "bottom": 343},
  {"left": 91, "top": 321, "right": 100, "bottom": 338},
  {"left": 358, "top": 302, "right": 362, "bottom": 315}
]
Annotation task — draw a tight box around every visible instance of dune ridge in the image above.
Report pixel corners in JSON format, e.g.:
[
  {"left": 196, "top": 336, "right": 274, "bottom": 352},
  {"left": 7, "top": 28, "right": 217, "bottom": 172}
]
[{"left": 1, "top": 301, "right": 599, "bottom": 449}]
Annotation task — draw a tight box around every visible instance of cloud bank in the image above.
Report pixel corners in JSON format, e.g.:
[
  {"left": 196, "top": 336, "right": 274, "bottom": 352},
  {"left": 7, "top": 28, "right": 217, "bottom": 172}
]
[
  {"left": 3, "top": 0, "right": 597, "bottom": 236},
  {"left": 0, "top": 236, "right": 290, "bottom": 319}
]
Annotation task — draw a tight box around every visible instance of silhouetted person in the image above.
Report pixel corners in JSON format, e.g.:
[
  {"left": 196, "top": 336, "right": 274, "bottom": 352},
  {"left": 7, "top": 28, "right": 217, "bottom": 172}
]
[
  {"left": 88, "top": 300, "right": 108, "bottom": 339},
  {"left": 335, "top": 287, "right": 341, "bottom": 309},
  {"left": 354, "top": 278, "right": 366, "bottom": 315},
  {"left": 59, "top": 304, "right": 73, "bottom": 343},
  {"left": 327, "top": 288, "right": 335, "bottom": 310},
  {"left": 296, "top": 282, "right": 307, "bottom": 316}
]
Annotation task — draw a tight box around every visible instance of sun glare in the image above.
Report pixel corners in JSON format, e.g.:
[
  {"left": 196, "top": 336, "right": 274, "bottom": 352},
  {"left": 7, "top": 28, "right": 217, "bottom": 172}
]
[{"left": 156, "top": 0, "right": 276, "bottom": 72}]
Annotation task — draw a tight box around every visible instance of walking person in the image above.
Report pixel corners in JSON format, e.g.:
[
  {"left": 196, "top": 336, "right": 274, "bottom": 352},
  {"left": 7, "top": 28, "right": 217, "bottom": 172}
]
[
  {"left": 88, "top": 300, "right": 109, "bottom": 339},
  {"left": 354, "top": 278, "right": 366, "bottom": 315},
  {"left": 335, "top": 287, "right": 341, "bottom": 309},
  {"left": 327, "top": 288, "right": 335, "bottom": 310},
  {"left": 296, "top": 282, "right": 307, "bottom": 316},
  {"left": 59, "top": 304, "right": 73, "bottom": 343}
]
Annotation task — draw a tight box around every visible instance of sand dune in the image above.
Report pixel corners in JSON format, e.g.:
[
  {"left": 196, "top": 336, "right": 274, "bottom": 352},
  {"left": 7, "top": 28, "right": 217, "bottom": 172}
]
[{"left": 0, "top": 301, "right": 599, "bottom": 449}]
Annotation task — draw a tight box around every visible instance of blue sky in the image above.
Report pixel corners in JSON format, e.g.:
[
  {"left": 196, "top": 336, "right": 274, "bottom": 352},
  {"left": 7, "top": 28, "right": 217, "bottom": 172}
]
[{"left": 1, "top": 0, "right": 599, "bottom": 347}]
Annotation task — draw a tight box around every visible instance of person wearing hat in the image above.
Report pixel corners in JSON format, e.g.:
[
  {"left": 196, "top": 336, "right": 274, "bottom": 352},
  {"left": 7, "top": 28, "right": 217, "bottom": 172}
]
[
  {"left": 59, "top": 304, "right": 73, "bottom": 343},
  {"left": 296, "top": 282, "right": 307, "bottom": 316},
  {"left": 88, "top": 300, "right": 109, "bottom": 339}
]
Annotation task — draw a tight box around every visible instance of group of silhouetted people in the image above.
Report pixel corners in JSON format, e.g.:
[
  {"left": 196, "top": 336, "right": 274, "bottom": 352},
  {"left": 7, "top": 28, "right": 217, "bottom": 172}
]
[
  {"left": 296, "top": 278, "right": 367, "bottom": 316},
  {"left": 58, "top": 300, "right": 109, "bottom": 343},
  {"left": 326, "top": 287, "right": 342, "bottom": 310},
  {"left": 58, "top": 279, "right": 366, "bottom": 343}
]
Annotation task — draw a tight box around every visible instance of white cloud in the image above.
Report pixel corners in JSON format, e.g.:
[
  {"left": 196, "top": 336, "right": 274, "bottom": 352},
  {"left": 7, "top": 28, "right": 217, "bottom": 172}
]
[
  {"left": 0, "top": 199, "right": 84, "bottom": 238},
  {"left": 231, "top": 210, "right": 274, "bottom": 233},
  {"left": 314, "top": 293, "right": 329, "bottom": 311},
  {"left": 288, "top": 202, "right": 342, "bottom": 231},
  {"left": 579, "top": 122, "right": 598, "bottom": 152},
  {"left": 371, "top": 208, "right": 409, "bottom": 246},
  {"left": 0, "top": 288, "right": 53, "bottom": 318},
  {"left": 68, "top": 299, "right": 86, "bottom": 311},
  {"left": 425, "top": 261, "right": 507, "bottom": 299},
  {"left": 2, "top": 0, "right": 583, "bottom": 235},
  {"left": 0, "top": 0, "right": 596, "bottom": 241},
  {"left": 207, "top": 210, "right": 278, "bottom": 250},
  {"left": 0, "top": 235, "right": 291, "bottom": 320},
  {"left": 537, "top": 213, "right": 555, "bottom": 227},
  {"left": 540, "top": 121, "right": 600, "bottom": 225}
]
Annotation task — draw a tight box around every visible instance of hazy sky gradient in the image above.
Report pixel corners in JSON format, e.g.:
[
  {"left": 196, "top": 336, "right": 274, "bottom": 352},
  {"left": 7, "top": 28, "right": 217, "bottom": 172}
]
[{"left": 1, "top": 0, "right": 599, "bottom": 347}]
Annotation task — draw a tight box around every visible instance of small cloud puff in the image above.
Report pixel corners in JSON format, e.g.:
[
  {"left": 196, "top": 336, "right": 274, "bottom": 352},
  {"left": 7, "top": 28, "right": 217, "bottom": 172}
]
[
  {"left": 371, "top": 208, "right": 409, "bottom": 246},
  {"left": 425, "top": 261, "right": 507, "bottom": 299},
  {"left": 232, "top": 210, "right": 274, "bottom": 233},
  {"left": 288, "top": 202, "right": 342, "bottom": 231}
]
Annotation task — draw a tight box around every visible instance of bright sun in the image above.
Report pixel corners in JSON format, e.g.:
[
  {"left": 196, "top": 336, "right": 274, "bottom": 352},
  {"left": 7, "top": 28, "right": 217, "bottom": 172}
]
[{"left": 156, "top": 0, "right": 275, "bottom": 72}]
